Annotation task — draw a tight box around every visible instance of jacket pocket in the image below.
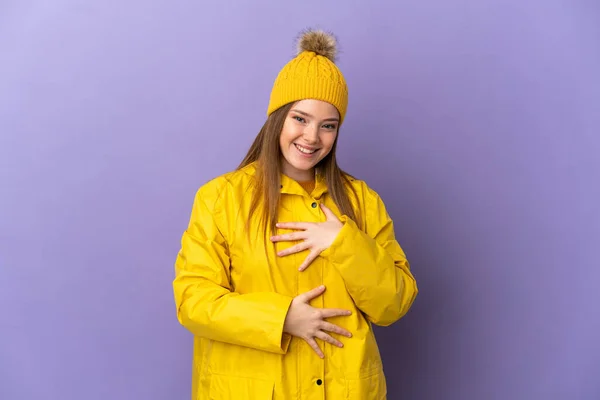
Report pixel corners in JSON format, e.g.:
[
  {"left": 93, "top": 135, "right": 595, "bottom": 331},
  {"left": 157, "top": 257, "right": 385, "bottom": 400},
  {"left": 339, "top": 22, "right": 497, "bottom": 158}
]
[
  {"left": 208, "top": 374, "right": 274, "bottom": 400},
  {"left": 346, "top": 371, "right": 387, "bottom": 400}
]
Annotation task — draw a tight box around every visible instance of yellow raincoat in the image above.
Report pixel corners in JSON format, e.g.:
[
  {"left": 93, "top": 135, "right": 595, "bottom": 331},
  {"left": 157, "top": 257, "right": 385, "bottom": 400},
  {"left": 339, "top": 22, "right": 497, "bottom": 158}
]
[{"left": 173, "top": 162, "right": 418, "bottom": 399}]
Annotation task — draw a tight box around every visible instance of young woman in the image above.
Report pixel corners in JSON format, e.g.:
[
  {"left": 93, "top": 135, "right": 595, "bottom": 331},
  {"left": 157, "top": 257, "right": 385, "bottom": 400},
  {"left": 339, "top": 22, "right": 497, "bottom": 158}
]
[{"left": 173, "top": 29, "right": 418, "bottom": 400}]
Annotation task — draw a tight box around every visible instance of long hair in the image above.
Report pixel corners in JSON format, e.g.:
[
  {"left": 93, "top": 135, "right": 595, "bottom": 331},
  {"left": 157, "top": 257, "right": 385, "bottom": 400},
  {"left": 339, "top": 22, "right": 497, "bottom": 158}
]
[{"left": 238, "top": 102, "right": 361, "bottom": 236}]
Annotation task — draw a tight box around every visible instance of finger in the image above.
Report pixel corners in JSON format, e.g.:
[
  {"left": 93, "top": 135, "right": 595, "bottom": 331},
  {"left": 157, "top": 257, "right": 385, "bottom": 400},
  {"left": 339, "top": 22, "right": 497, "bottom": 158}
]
[
  {"left": 270, "top": 231, "right": 308, "bottom": 243},
  {"left": 298, "top": 285, "right": 326, "bottom": 302},
  {"left": 305, "top": 338, "right": 324, "bottom": 358},
  {"left": 277, "top": 242, "right": 311, "bottom": 257},
  {"left": 320, "top": 203, "right": 339, "bottom": 221},
  {"left": 315, "top": 331, "right": 344, "bottom": 348},
  {"left": 320, "top": 308, "right": 353, "bottom": 319},
  {"left": 298, "top": 250, "right": 320, "bottom": 271},
  {"left": 276, "top": 222, "right": 311, "bottom": 230},
  {"left": 320, "top": 321, "right": 353, "bottom": 338}
]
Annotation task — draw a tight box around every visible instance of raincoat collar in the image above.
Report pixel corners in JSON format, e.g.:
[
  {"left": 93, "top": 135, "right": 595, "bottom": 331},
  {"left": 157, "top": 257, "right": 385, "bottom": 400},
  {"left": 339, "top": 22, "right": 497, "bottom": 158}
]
[
  {"left": 240, "top": 162, "right": 328, "bottom": 198},
  {"left": 280, "top": 171, "right": 328, "bottom": 198}
]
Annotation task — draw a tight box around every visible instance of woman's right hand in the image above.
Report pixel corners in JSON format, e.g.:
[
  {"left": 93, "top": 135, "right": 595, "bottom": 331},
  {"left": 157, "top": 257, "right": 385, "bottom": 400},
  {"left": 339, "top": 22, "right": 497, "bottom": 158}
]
[{"left": 283, "top": 285, "right": 353, "bottom": 358}]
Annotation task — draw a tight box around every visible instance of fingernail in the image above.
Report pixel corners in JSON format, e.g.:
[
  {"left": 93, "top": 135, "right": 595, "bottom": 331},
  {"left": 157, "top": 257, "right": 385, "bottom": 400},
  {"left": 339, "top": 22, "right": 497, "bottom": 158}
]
[{"left": 338, "top": 343, "right": 343, "bottom": 348}]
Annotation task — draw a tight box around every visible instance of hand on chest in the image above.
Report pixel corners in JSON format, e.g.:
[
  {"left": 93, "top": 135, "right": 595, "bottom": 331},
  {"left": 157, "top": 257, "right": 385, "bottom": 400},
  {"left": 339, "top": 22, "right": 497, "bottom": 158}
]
[{"left": 229, "top": 194, "right": 345, "bottom": 297}]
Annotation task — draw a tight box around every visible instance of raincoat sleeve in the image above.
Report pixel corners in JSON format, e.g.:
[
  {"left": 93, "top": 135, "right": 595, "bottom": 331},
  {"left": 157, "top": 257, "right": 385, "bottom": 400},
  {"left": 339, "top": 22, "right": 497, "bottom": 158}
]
[
  {"left": 173, "top": 183, "right": 293, "bottom": 354},
  {"left": 319, "top": 187, "right": 418, "bottom": 326}
]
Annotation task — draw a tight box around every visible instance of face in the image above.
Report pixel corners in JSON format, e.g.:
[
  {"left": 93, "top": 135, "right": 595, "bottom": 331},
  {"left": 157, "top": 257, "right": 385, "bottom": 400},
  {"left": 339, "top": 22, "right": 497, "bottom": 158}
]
[{"left": 279, "top": 99, "right": 340, "bottom": 182}]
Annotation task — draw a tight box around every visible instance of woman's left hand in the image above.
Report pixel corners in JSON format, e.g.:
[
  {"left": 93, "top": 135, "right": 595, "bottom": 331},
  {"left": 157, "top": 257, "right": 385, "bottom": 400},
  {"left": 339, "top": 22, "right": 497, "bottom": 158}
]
[{"left": 271, "top": 203, "right": 343, "bottom": 271}]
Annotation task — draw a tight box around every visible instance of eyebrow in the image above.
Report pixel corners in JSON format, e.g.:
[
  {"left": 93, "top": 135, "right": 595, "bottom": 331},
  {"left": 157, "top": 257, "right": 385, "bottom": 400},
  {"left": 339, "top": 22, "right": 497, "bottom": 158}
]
[{"left": 291, "top": 109, "right": 339, "bottom": 122}]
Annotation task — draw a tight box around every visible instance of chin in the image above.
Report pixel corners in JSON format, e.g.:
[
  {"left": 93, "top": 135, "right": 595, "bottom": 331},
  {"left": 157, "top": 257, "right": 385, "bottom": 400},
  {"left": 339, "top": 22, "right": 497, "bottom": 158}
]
[
  {"left": 293, "top": 157, "right": 320, "bottom": 170},
  {"left": 289, "top": 163, "right": 313, "bottom": 172}
]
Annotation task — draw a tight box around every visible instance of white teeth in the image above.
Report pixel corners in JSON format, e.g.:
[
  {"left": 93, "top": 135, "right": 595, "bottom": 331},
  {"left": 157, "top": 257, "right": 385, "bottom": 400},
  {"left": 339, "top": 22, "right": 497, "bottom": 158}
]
[{"left": 295, "top": 144, "right": 316, "bottom": 154}]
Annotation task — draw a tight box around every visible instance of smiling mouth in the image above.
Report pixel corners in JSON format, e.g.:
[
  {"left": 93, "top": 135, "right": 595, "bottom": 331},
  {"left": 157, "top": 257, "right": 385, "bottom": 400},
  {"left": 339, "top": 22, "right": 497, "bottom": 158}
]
[{"left": 294, "top": 144, "right": 318, "bottom": 154}]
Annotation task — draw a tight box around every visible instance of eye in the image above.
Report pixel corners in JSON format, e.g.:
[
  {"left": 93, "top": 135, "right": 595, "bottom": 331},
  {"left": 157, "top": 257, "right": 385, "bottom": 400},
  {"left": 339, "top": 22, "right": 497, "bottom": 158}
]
[
  {"left": 293, "top": 116, "right": 306, "bottom": 123},
  {"left": 323, "top": 124, "right": 337, "bottom": 130}
]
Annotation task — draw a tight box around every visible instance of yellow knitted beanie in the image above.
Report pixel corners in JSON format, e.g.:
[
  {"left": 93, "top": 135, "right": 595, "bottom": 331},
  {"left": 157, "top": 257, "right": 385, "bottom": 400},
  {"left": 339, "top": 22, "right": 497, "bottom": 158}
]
[{"left": 267, "top": 29, "right": 348, "bottom": 124}]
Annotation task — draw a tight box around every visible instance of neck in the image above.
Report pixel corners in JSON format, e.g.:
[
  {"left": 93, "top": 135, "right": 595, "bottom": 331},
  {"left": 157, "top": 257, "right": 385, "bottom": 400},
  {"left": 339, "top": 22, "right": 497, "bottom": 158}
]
[{"left": 281, "top": 166, "right": 315, "bottom": 182}]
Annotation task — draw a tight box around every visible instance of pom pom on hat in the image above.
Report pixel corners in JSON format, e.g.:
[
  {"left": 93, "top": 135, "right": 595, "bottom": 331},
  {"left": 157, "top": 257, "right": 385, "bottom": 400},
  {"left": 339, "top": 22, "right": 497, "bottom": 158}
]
[{"left": 296, "top": 29, "right": 338, "bottom": 62}]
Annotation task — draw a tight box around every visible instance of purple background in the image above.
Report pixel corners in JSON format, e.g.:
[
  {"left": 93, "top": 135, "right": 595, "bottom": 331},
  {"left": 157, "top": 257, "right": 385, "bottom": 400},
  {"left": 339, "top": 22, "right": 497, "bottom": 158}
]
[{"left": 1, "top": 1, "right": 599, "bottom": 399}]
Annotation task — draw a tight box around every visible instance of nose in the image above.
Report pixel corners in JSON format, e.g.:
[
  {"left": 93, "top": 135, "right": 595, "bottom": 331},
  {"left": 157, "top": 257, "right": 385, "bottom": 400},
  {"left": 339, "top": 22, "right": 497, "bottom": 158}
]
[{"left": 302, "top": 124, "right": 319, "bottom": 144}]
